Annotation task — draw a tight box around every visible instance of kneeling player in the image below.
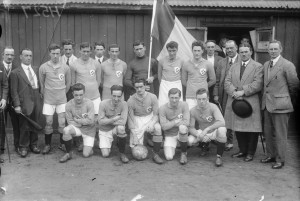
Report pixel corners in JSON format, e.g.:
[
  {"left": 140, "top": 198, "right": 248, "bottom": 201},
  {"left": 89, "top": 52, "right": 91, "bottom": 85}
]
[
  {"left": 159, "top": 88, "right": 190, "bottom": 165},
  {"left": 98, "top": 85, "right": 129, "bottom": 163},
  {"left": 127, "top": 79, "right": 163, "bottom": 164},
  {"left": 59, "top": 83, "right": 96, "bottom": 163},
  {"left": 188, "top": 88, "right": 227, "bottom": 167}
]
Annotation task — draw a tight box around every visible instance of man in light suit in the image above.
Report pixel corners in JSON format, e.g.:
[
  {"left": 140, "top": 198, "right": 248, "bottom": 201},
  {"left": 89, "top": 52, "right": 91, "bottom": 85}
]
[
  {"left": 1, "top": 47, "right": 20, "bottom": 154},
  {"left": 213, "top": 40, "right": 240, "bottom": 151},
  {"left": 10, "top": 48, "right": 42, "bottom": 158},
  {"left": 260, "top": 40, "right": 299, "bottom": 169},
  {"left": 224, "top": 43, "right": 263, "bottom": 162},
  {"left": 203, "top": 40, "right": 222, "bottom": 101}
]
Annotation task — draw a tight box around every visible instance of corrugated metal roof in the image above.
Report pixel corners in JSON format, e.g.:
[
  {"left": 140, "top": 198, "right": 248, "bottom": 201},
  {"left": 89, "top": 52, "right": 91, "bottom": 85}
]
[{"left": 2, "top": 0, "right": 300, "bottom": 9}]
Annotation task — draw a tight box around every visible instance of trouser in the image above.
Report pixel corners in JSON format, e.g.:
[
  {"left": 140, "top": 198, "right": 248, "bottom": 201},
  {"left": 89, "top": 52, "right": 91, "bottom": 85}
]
[
  {"left": 235, "top": 131, "right": 259, "bottom": 155},
  {"left": 264, "top": 109, "right": 289, "bottom": 163}
]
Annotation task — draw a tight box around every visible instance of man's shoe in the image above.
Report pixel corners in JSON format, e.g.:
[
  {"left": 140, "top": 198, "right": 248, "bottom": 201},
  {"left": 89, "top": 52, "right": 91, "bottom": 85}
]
[
  {"left": 30, "top": 146, "right": 41, "bottom": 154},
  {"left": 152, "top": 153, "right": 163, "bottom": 164},
  {"left": 19, "top": 148, "right": 28, "bottom": 158},
  {"left": 200, "top": 149, "right": 208, "bottom": 156},
  {"left": 215, "top": 156, "right": 222, "bottom": 167},
  {"left": 0, "top": 158, "right": 4, "bottom": 163},
  {"left": 59, "top": 153, "right": 72, "bottom": 163},
  {"left": 58, "top": 144, "right": 66, "bottom": 152},
  {"left": 244, "top": 155, "right": 253, "bottom": 162},
  {"left": 260, "top": 157, "right": 276, "bottom": 163},
  {"left": 272, "top": 162, "right": 284, "bottom": 169},
  {"left": 77, "top": 143, "right": 83, "bottom": 152},
  {"left": 42, "top": 145, "right": 51, "bottom": 154},
  {"left": 179, "top": 152, "right": 188, "bottom": 165},
  {"left": 231, "top": 152, "right": 247, "bottom": 158},
  {"left": 120, "top": 153, "right": 129, "bottom": 163},
  {"left": 224, "top": 143, "right": 233, "bottom": 151},
  {"left": 147, "top": 139, "right": 154, "bottom": 147}
]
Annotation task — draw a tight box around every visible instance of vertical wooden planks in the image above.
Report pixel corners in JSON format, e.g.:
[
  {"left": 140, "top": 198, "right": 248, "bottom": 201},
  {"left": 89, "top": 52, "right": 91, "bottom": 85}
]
[
  {"left": 74, "top": 14, "right": 82, "bottom": 55},
  {"left": 90, "top": 14, "right": 99, "bottom": 47},
  {"left": 11, "top": 13, "right": 19, "bottom": 56},
  {"left": 116, "top": 14, "right": 126, "bottom": 61},
  {"left": 39, "top": 14, "right": 47, "bottom": 65},
  {"left": 98, "top": 14, "right": 108, "bottom": 48},
  {"left": 60, "top": 14, "right": 68, "bottom": 41},
  {"left": 32, "top": 15, "right": 41, "bottom": 66},
  {"left": 18, "top": 13, "right": 26, "bottom": 52},
  {"left": 125, "top": 15, "right": 135, "bottom": 62},
  {"left": 81, "top": 14, "right": 91, "bottom": 43},
  {"left": 107, "top": 14, "right": 117, "bottom": 47}
]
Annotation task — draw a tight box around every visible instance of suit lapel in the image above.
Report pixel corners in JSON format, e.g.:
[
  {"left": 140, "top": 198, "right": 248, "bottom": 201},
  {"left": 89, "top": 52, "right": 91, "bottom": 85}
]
[
  {"left": 19, "top": 66, "right": 31, "bottom": 86},
  {"left": 266, "top": 57, "right": 282, "bottom": 85},
  {"left": 241, "top": 59, "right": 255, "bottom": 84}
]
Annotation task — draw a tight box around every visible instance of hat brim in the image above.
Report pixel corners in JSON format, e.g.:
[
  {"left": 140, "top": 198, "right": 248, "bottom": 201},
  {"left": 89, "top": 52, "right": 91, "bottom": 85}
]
[{"left": 232, "top": 99, "right": 253, "bottom": 118}]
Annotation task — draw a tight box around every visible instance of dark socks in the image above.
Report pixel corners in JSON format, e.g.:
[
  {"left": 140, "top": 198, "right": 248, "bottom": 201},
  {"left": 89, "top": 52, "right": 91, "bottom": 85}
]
[
  {"left": 217, "top": 142, "right": 225, "bottom": 156},
  {"left": 64, "top": 140, "right": 72, "bottom": 153},
  {"left": 117, "top": 137, "right": 126, "bottom": 153},
  {"left": 180, "top": 141, "right": 188, "bottom": 153},
  {"left": 59, "top": 133, "right": 63, "bottom": 145},
  {"left": 45, "top": 134, "right": 52, "bottom": 145},
  {"left": 153, "top": 142, "right": 161, "bottom": 153}
]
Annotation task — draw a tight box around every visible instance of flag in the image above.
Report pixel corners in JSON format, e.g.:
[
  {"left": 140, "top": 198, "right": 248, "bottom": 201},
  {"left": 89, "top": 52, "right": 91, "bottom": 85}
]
[{"left": 150, "top": 0, "right": 196, "bottom": 62}]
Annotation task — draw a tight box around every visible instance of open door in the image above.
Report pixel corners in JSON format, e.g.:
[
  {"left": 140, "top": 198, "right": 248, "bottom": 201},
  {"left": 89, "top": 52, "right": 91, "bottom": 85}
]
[
  {"left": 186, "top": 27, "right": 207, "bottom": 42},
  {"left": 250, "top": 26, "right": 275, "bottom": 64}
]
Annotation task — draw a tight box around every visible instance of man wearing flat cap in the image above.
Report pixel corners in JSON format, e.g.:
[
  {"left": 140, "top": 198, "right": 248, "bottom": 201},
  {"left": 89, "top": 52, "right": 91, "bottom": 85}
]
[{"left": 224, "top": 43, "right": 263, "bottom": 162}]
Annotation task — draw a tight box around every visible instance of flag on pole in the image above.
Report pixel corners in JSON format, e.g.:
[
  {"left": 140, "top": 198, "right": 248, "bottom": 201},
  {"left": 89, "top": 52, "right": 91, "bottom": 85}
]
[{"left": 150, "top": 0, "right": 196, "bottom": 62}]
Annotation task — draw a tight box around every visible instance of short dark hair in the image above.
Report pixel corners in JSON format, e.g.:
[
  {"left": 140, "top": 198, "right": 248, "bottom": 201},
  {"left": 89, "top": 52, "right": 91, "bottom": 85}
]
[
  {"left": 269, "top": 40, "right": 282, "bottom": 49},
  {"left": 168, "top": 88, "right": 181, "bottom": 97},
  {"left": 205, "top": 40, "right": 216, "bottom": 45},
  {"left": 94, "top": 41, "right": 105, "bottom": 49},
  {"left": 192, "top": 40, "right": 205, "bottom": 50},
  {"left": 134, "top": 78, "right": 146, "bottom": 86},
  {"left": 48, "top": 43, "right": 61, "bottom": 52},
  {"left": 72, "top": 83, "right": 85, "bottom": 92},
  {"left": 133, "top": 40, "right": 145, "bottom": 48},
  {"left": 111, "top": 85, "right": 123, "bottom": 94},
  {"left": 225, "top": 40, "right": 238, "bottom": 48},
  {"left": 108, "top": 44, "right": 120, "bottom": 51},
  {"left": 166, "top": 41, "right": 178, "bottom": 49},
  {"left": 61, "top": 39, "right": 75, "bottom": 48},
  {"left": 80, "top": 42, "right": 92, "bottom": 50},
  {"left": 196, "top": 88, "right": 209, "bottom": 97},
  {"left": 239, "top": 43, "right": 253, "bottom": 52},
  {"left": 20, "top": 48, "right": 32, "bottom": 55}
]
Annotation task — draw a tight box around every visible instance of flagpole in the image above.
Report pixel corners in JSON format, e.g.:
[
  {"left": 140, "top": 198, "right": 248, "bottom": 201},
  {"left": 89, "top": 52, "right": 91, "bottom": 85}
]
[{"left": 148, "top": 0, "right": 157, "bottom": 79}]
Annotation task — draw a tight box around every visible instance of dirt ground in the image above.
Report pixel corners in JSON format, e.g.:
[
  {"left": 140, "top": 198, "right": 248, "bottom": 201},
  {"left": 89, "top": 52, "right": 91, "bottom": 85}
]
[{"left": 0, "top": 133, "right": 299, "bottom": 201}]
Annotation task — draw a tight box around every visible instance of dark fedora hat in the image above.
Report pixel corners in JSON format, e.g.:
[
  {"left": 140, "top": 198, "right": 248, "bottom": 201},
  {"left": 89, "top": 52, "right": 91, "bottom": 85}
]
[{"left": 232, "top": 99, "right": 253, "bottom": 118}]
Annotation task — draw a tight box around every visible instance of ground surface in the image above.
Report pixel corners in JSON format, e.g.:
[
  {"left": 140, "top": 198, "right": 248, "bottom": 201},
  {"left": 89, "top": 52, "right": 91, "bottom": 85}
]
[{"left": 0, "top": 134, "right": 299, "bottom": 201}]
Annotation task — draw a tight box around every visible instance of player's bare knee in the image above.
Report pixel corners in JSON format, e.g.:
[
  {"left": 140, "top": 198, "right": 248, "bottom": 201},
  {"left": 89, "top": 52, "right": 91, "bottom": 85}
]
[
  {"left": 217, "top": 127, "right": 227, "bottom": 143},
  {"left": 187, "top": 135, "right": 195, "bottom": 146},
  {"left": 165, "top": 154, "right": 174, "bottom": 161},
  {"left": 154, "top": 123, "right": 162, "bottom": 135},
  {"left": 102, "top": 151, "right": 110, "bottom": 158},
  {"left": 117, "top": 126, "right": 126, "bottom": 135},
  {"left": 179, "top": 125, "right": 188, "bottom": 134}
]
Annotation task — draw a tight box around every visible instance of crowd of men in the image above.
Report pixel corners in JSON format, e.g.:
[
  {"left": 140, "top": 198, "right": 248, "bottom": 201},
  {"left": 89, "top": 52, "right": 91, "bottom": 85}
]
[{"left": 0, "top": 38, "right": 298, "bottom": 169}]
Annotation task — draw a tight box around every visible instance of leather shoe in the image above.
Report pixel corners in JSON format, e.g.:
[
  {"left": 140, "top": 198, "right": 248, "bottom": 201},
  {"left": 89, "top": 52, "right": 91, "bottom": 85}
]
[
  {"left": 59, "top": 153, "right": 72, "bottom": 163},
  {"left": 231, "top": 152, "right": 247, "bottom": 158},
  {"left": 0, "top": 158, "right": 4, "bottom": 163},
  {"left": 215, "top": 157, "right": 222, "bottom": 167},
  {"left": 179, "top": 152, "right": 188, "bottom": 165},
  {"left": 42, "top": 145, "right": 51, "bottom": 154},
  {"left": 272, "top": 162, "right": 284, "bottom": 169},
  {"left": 152, "top": 152, "right": 163, "bottom": 164},
  {"left": 19, "top": 147, "right": 28, "bottom": 158},
  {"left": 260, "top": 157, "right": 276, "bottom": 163},
  {"left": 120, "top": 153, "right": 129, "bottom": 163},
  {"left": 224, "top": 143, "right": 233, "bottom": 151},
  {"left": 244, "top": 155, "right": 253, "bottom": 162},
  {"left": 30, "top": 146, "right": 41, "bottom": 154}
]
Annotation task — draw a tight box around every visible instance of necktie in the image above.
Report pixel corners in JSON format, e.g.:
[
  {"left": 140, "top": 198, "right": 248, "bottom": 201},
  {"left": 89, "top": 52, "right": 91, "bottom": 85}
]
[
  {"left": 98, "top": 59, "right": 101, "bottom": 64},
  {"left": 229, "top": 58, "right": 233, "bottom": 66},
  {"left": 27, "top": 67, "right": 36, "bottom": 88},
  {"left": 240, "top": 62, "right": 246, "bottom": 80},
  {"left": 269, "top": 60, "right": 273, "bottom": 68},
  {"left": 66, "top": 58, "right": 69, "bottom": 66}
]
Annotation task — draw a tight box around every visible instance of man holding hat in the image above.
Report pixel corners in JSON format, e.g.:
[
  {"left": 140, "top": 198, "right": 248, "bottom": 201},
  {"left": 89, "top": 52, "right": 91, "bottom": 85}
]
[{"left": 224, "top": 43, "right": 263, "bottom": 162}]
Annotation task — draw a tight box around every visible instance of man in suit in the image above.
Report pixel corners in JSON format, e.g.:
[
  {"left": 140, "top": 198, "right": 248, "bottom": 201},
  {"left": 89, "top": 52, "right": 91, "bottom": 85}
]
[
  {"left": 224, "top": 43, "right": 263, "bottom": 162},
  {"left": 203, "top": 40, "right": 222, "bottom": 101},
  {"left": 213, "top": 40, "right": 240, "bottom": 151},
  {"left": 0, "top": 55, "right": 8, "bottom": 163},
  {"left": 1, "top": 47, "right": 20, "bottom": 154},
  {"left": 260, "top": 40, "right": 299, "bottom": 169},
  {"left": 94, "top": 41, "right": 108, "bottom": 64},
  {"left": 10, "top": 48, "right": 42, "bottom": 158}
]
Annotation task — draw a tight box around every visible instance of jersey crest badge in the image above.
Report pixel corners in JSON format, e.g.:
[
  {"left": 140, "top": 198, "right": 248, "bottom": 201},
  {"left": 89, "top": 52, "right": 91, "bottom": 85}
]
[
  {"left": 116, "top": 71, "right": 122, "bottom": 77},
  {"left": 58, "top": 74, "right": 64, "bottom": 80},
  {"left": 199, "top": 68, "right": 206, "bottom": 75},
  {"left": 146, "top": 106, "right": 152, "bottom": 113},
  {"left": 90, "top": 70, "right": 95, "bottom": 76},
  {"left": 178, "top": 114, "right": 183, "bottom": 119},
  {"left": 174, "top": 67, "right": 180, "bottom": 74},
  {"left": 82, "top": 113, "right": 88, "bottom": 118},
  {"left": 206, "top": 116, "right": 213, "bottom": 122}
]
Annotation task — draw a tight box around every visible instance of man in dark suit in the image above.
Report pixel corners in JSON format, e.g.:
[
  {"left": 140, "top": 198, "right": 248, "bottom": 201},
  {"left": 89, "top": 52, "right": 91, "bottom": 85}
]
[
  {"left": 213, "top": 40, "right": 240, "bottom": 151},
  {"left": 94, "top": 41, "right": 108, "bottom": 98},
  {"left": 0, "top": 56, "right": 8, "bottom": 163},
  {"left": 261, "top": 40, "right": 299, "bottom": 169},
  {"left": 10, "top": 48, "right": 42, "bottom": 158},
  {"left": 0, "top": 47, "right": 20, "bottom": 153},
  {"left": 203, "top": 40, "right": 222, "bottom": 101}
]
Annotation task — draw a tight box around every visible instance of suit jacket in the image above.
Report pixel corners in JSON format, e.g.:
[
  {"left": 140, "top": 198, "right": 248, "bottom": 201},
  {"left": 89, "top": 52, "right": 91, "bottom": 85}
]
[
  {"left": 0, "top": 65, "right": 8, "bottom": 101},
  {"left": 0, "top": 61, "right": 18, "bottom": 104},
  {"left": 261, "top": 56, "right": 299, "bottom": 113},
  {"left": 95, "top": 56, "right": 108, "bottom": 64},
  {"left": 203, "top": 54, "right": 223, "bottom": 73},
  {"left": 10, "top": 65, "right": 42, "bottom": 115},
  {"left": 213, "top": 55, "right": 240, "bottom": 111},
  {"left": 224, "top": 58, "right": 263, "bottom": 132}
]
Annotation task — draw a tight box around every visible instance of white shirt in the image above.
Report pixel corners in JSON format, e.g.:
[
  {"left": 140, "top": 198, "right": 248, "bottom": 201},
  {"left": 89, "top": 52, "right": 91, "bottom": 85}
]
[
  {"left": 61, "top": 54, "right": 77, "bottom": 66},
  {"left": 95, "top": 56, "right": 104, "bottom": 64},
  {"left": 207, "top": 55, "right": 214, "bottom": 65},
  {"left": 242, "top": 59, "right": 250, "bottom": 67},
  {"left": 271, "top": 55, "right": 281, "bottom": 66},
  {"left": 229, "top": 54, "right": 238, "bottom": 64},
  {"left": 2, "top": 61, "right": 11, "bottom": 71},
  {"left": 21, "top": 63, "right": 38, "bottom": 88}
]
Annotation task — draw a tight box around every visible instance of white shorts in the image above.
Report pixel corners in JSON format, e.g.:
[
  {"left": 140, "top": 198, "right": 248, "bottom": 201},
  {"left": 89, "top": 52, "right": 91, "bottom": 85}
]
[
  {"left": 129, "top": 113, "right": 154, "bottom": 147},
  {"left": 159, "top": 80, "right": 182, "bottom": 107},
  {"left": 186, "top": 99, "right": 197, "bottom": 110},
  {"left": 98, "top": 127, "right": 117, "bottom": 149},
  {"left": 43, "top": 103, "right": 66, "bottom": 115},
  {"left": 164, "top": 134, "right": 179, "bottom": 148},
  {"left": 92, "top": 97, "right": 101, "bottom": 115},
  {"left": 69, "top": 125, "right": 95, "bottom": 147},
  {"left": 188, "top": 129, "right": 217, "bottom": 145}
]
